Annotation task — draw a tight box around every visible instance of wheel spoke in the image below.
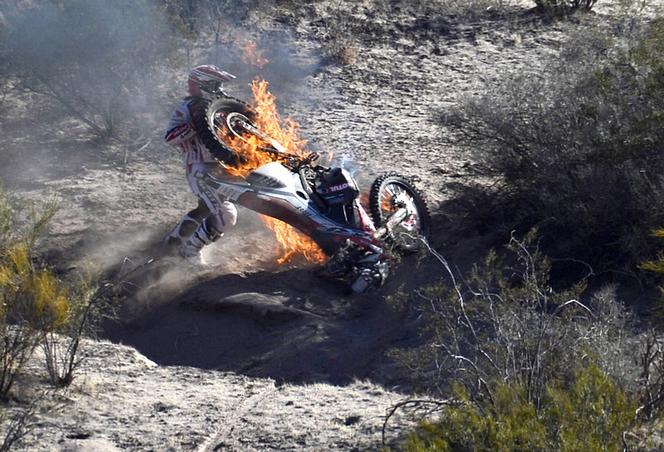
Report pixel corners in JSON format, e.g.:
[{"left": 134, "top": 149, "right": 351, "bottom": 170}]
[
  {"left": 385, "top": 183, "right": 422, "bottom": 244},
  {"left": 370, "top": 174, "right": 430, "bottom": 253}
]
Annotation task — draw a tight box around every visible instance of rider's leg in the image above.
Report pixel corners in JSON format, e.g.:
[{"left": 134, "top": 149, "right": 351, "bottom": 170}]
[
  {"left": 179, "top": 163, "right": 239, "bottom": 261},
  {"left": 165, "top": 199, "right": 210, "bottom": 247},
  {"left": 180, "top": 201, "right": 237, "bottom": 258}
]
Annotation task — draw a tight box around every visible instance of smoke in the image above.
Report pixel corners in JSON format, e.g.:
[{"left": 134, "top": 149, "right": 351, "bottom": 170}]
[
  {"left": 0, "top": 0, "right": 335, "bottom": 286},
  {"left": 0, "top": 0, "right": 181, "bottom": 143},
  {"left": 0, "top": 0, "right": 326, "bottom": 144}
]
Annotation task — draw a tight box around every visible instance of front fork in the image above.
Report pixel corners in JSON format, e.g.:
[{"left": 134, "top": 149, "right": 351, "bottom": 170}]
[
  {"left": 354, "top": 195, "right": 409, "bottom": 241},
  {"left": 354, "top": 199, "right": 377, "bottom": 234},
  {"left": 373, "top": 207, "right": 409, "bottom": 241}
]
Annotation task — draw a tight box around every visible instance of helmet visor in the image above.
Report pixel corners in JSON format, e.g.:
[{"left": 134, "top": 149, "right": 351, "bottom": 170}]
[{"left": 199, "top": 80, "right": 222, "bottom": 94}]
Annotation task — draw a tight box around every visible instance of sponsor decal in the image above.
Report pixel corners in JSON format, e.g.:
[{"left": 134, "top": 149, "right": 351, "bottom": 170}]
[{"left": 327, "top": 183, "right": 349, "bottom": 192}]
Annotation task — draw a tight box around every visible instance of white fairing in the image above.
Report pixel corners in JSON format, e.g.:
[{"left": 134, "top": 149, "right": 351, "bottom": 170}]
[
  {"left": 247, "top": 162, "right": 310, "bottom": 213},
  {"left": 249, "top": 162, "right": 307, "bottom": 203},
  {"left": 252, "top": 162, "right": 300, "bottom": 192},
  {"left": 247, "top": 162, "right": 366, "bottom": 237}
]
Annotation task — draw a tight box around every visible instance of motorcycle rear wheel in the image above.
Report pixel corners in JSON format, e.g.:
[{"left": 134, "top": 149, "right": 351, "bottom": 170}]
[{"left": 369, "top": 173, "right": 431, "bottom": 253}]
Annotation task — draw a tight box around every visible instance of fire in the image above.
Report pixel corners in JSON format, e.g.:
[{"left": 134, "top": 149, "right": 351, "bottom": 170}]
[
  {"left": 263, "top": 216, "right": 325, "bottom": 265},
  {"left": 241, "top": 39, "right": 269, "bottom": 68},
  {"left": 224, "top": 80, "right": 308, "bottom": 178},
  {"left": 381, "top": 192, "right": 395, "bottom": 213},
  {"left": 221, "top": 79, "right": 325, "bottom": 265}
]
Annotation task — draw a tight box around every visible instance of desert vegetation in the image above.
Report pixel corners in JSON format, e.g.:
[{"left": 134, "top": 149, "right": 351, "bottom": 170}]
[
  {"left": 0, "top": 190, "right": 115, "bottom": 448},
  {"left": 0, "top": 0, "right": 181, "bottom": 141},
  {"left": 389, "top": 234, "right": 661, "bottom": 449},
  {"left": 386, "top": 2, "right": 664, "bottom": 450},
  {"left": 1, "top": 0, "right": 664, "bottom": 450},
  {"left": 442, "top": 13, "right": 664, "bottom": 275}
]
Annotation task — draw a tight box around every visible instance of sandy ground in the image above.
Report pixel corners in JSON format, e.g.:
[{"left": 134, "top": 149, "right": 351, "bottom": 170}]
[
  {"left": 8, "top": 339, "right": 416, "bottom": 451},
  {"left": 1, "top": 0, "right": 661, "bottom": 450}
]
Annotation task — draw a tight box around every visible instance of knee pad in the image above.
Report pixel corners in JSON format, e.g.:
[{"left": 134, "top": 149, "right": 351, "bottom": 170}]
[
  {"left": 220, "top": 202, "right": 238, "bottom": 228},
  {"left": 209, "top": 202, "right": 236, "bottom": 230}
]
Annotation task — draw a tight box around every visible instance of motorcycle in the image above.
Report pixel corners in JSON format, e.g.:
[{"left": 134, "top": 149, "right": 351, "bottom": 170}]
[{"left": 190, "top": 88, "right": 431, "bottom": 293}]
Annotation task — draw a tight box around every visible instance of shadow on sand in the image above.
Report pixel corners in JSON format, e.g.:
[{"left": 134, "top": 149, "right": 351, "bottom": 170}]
[{"left": 102, "top": 262, "right": 413, "bottom": 386}]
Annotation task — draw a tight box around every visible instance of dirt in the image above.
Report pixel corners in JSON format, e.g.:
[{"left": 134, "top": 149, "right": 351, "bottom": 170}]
[
  {"left": 1, "top": 0, "right": 659, "bottom": 450},
  {"left": 8, "top": 340, "right": 416, "bottom": 451}
]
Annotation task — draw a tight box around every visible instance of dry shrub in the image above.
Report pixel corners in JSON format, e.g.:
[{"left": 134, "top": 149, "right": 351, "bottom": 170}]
[
  {"left": 0, "top": 393, "right": 48, "bottom": 452},
  {"left": 436, "top": 0, "right": 517, "bottom": 17},
  {"left": 442, "top": 18, "right": 664, "bottom": 275},
  {"left": 637, "top": 233, "right": 664, "bottom": 420},
  {"left": 0, "top": 193, "right": 58, "bottom": 398},
  {"left": 389, "top": 234, "right": 639, "bottom": 450},
  {"left": 328, "top": 38, "right": 359, "bottom": 66},
  {"left": 0, "top": 189, "right": 110, "bottom": 391},
  {"left": 535, "top": 0, "right": 598, "bottom": 14},
  {"left": 40, "top": 273, "right": 109, "bottom": 388},
  {"left": 635, "top": 331, "right": 664, "bottom": 421},
  {"left": 395, "top": 233, "right": 634, "bottom": 401},
  {"left": 0, "top": 0, "right": 178, "bottom": 140}
]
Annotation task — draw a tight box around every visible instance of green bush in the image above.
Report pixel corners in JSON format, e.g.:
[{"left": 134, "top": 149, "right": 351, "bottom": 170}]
[
  {"left": 402, "top": 365, "right": 635, "bottom": 452},
  {"left": 0, "top": 191, "right": 58, "bottom": 397},
  {"left": 0, "top": 189, "right": 108, "bottom": 391},
  {"left": 40, "top": 267, "right": 113, "bottom": 388}
]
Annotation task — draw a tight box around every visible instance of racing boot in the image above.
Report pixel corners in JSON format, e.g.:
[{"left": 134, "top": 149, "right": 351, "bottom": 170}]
[
  {"left": 179, "top": 217, "right": 222, "bottom": 266},
  {"left": 164, "top": 201, "right": 210, "bottom": 252}
]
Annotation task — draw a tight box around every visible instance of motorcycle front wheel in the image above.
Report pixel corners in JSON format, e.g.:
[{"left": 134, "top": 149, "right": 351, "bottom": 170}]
[
  {"left": 369, "top": 173, "right": 431, "bottom": 253},
  {"left": 191, "top": 97, "right": 257, "bottom": 159}
]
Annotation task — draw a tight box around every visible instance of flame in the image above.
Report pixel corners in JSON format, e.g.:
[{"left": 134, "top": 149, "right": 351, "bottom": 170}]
[
  {"left": 224, "top": 80, "right": 308, "bottom": 178},
  {"left": 263, "top": 216, "right": 326, "bottom": 265},
  {"left": 221, "top": 79, "right": 325, "bottom": 264},
  {"left": 381, "top": 193, "right": 395, "bottom": 213},
  {"left": 241, "top": 39, "right": 269, "bottom": 68}
]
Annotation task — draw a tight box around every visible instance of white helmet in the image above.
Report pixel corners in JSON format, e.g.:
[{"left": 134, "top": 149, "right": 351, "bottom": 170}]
[{"left": 188, "top": 65, "right": 235, "bottom": 99}]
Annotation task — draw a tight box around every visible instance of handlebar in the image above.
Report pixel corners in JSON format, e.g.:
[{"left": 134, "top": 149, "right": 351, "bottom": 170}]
[
  {"left": 222, "top": 101, "right": 321, "bottom": 171},
  {"left": 261, "top": 147, "right": 319, "bottom": 171}
]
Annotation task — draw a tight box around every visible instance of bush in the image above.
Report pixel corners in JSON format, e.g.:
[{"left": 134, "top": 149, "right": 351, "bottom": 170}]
[
  {"left": 0, "top": 189, "right": 110, "bottom": 391},
  {"left": 534, "top": 0, "right": 598, "bottom": 14},
  {"left": 443, "top": 18, "right": 664, "bottom": 276},
  {"left": 0, "top": 192, "right": 59, "bottom": 397},
  {"left": 389, "top": 234, "right": 641, "bottom": 449},
  {"left": 393, "top": 233, "right": 634, "bottom": 405},
  {"left": 403, "top": 365, "right": 635, "bottom": 451},
  {"left": 39, "top": 270, "right": 114, "bottom": 388},
  {"left": 387, "top": 230, "right": 664, "bottom": 449},
  {"left": 0, "top": 0, "right": 179, "bottom": 139}
]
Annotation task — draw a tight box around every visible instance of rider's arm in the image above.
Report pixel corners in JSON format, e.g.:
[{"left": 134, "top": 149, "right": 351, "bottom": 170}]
[
  {"left": 164, "top": 101, "right": 195, "bottom": 146},
  {"left": 165, "top": 123, "right": 195, "bottom": 146}
]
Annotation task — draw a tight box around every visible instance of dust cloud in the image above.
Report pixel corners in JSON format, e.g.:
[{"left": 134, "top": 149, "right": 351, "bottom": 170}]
[{"left": 0, "top": 0, "right": 331, "bottom": 279}]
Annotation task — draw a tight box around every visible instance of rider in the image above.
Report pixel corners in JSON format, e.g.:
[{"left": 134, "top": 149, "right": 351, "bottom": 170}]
[{"left": 164, "top": 64, "right": 242, "bottom": 264}]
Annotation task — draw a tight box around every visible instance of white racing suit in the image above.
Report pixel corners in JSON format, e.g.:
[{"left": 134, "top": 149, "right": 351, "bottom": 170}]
[{"left": 164, "top": 97, "right": 238, "bottom": 258}]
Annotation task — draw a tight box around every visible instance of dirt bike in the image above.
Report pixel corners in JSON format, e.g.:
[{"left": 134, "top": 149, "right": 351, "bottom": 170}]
[{"left": 190, "top": 89, "right": 431, "bottom": 293}]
